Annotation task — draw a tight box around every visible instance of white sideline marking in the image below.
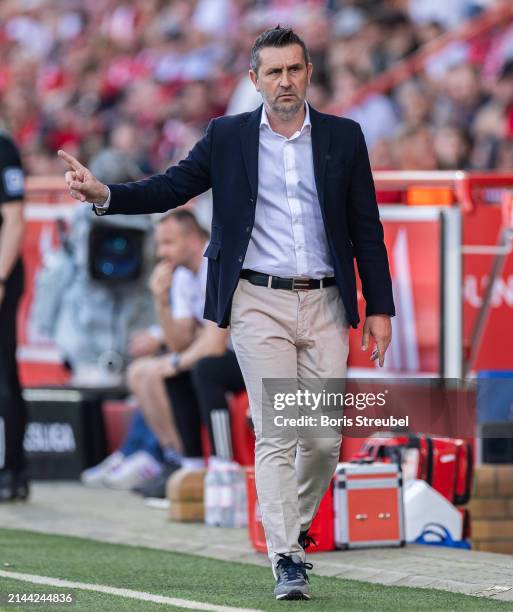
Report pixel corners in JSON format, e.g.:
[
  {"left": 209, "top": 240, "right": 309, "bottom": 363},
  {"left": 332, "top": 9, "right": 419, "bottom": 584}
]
[{"left": 0, "top": 570, "right": 262, "bottom": 611}]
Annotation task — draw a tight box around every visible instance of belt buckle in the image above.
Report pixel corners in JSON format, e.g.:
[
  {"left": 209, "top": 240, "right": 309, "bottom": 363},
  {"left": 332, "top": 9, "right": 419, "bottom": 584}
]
[{"left": 291, "top": 277, "right": 311, "bottom": 291}]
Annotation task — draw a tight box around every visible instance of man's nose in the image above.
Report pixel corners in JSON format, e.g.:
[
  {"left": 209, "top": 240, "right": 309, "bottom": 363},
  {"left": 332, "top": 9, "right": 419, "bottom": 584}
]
[{"left": 279, "top": 71, "right": 291, "bottom": 88}]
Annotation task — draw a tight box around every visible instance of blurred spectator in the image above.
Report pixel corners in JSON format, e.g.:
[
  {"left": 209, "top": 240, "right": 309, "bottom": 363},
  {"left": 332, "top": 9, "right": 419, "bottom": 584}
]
[
  {"left": 370, "top": 137, "right": 397, "bottom": 170},
  {"left": 393, "top": 125, "right": 438, "bottom": 170},
  {"left": 433, "top": 124, "right": 472, "bottom": 169},
  {"left": 432, "top": 63, "right": 488, "bottom": 131},
  {"left": 370, "top": 9, "right": 419, "bottom": 74},
  {"left": 495, "top": 59, "right": 513, "bottom": 139},
  {"left": 495, "top": 139, "right": 513, "bottom": 171},
  {"left": 125, "top": 224, "right": 186, "bottom": 483},
  {"left": 128, "top": 210, "right": 246, "bottom": 499},
  {"left": 332, "top": 66, "right": 399, "bottom": 149},
  {"left": 394, "top": 79, "right": 433, "bottom": 129},
  {"left": 468, "top": 58, "right": 513, "bottom": 167}
]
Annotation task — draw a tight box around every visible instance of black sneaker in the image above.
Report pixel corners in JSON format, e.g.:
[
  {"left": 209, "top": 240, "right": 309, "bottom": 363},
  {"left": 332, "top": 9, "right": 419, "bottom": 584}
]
[
  {"left": 132, "top": 459, "right": 181, "bottom": 499},
  {"left": 273, "top": 553, "right": 313, "bottom": 600},
  {"left": 299, "top": 530, "right": 317, "bottom": 551},
  {"left": 0, "top": 469, "right": 30, "bottom": 502}
]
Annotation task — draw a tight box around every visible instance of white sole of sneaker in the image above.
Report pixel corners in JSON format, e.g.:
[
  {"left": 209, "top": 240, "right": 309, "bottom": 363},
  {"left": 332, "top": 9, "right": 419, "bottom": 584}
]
[{"left": 276, "top": 590, "right": 311, "bottom": 600}]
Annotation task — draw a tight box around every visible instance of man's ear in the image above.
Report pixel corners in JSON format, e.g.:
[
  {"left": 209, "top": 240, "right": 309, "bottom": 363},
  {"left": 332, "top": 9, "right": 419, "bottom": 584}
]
[
  {"left": 249, "top": 69, "right": 260, "bottom": 92},
  {"left": 307, "top": 62, "right": 313, "bottom": 85}
]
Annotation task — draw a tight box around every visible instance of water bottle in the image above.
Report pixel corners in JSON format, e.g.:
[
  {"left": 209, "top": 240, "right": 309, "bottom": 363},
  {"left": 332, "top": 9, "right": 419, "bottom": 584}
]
[
  {"left": 218, "top": 462, "right": 235, "bottom": 527},
  {"left": 204, "top": 462, "right": 221, "bottom": 526},
  {"left": 205, "top": 459, "right": 249, "bottom": 527},
  {"left": 233, "top": 464, "right": 248, "bottom": 528}
]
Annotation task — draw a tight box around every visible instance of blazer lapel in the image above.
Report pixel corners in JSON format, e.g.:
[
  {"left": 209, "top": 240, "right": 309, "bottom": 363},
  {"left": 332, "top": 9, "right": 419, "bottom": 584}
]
[
  {"left": 240, "top": 104, "right": 262, "bottom": 203},
  {"left": 309, "top": 103, "right": 331, "bottom": 208}
]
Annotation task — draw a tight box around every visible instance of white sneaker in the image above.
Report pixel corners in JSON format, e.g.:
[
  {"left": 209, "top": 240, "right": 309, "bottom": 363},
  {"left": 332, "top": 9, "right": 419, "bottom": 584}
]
[
  {"left": 103, "top": 451, "right": 162, "bottom": 490},
  {"left": 81, "top": 451, "right": 125, "bottom": 487}
]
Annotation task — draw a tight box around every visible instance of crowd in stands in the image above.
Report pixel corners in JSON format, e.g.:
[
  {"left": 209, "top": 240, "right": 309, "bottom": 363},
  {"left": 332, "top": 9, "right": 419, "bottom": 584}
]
[{"left": 1, "top": 0, "right": 513, "bottom": 178}]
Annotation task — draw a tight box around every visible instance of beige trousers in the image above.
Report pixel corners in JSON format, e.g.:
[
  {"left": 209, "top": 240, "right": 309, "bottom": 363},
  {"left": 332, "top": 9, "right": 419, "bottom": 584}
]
[{"left": 230, "top": 278, "right": 349, "bottom": 567}]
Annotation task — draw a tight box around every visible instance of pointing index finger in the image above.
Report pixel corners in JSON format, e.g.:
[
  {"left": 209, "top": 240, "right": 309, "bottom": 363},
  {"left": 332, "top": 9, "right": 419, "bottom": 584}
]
[{"left": 58, "top": 149, "right": 85, "bottom": 171}]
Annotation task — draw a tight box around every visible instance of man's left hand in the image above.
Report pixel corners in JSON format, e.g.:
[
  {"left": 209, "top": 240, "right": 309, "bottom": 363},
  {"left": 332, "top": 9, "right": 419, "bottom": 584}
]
[{"left": 361, "top": 315, "right": 392, "bottom": 368}]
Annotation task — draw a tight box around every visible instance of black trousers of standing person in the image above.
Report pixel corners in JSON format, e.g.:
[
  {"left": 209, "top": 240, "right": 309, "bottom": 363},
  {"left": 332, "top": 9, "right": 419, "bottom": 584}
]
[
  {"left": 0, "top": 258, "right": 27, "bottom": 472},
  {"left": 164, "top": 349, "right": 245, "bottom": 460}
]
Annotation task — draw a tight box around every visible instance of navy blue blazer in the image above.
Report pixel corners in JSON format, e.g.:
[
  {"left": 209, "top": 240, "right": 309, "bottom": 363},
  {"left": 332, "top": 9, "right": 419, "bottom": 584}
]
[{"left": 104, "top": 103, "right": 395, "bottom": 329}]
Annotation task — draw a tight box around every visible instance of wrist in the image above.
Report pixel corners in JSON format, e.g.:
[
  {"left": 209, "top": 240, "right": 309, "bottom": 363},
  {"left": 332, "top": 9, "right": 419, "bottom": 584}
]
[
  {"left": 92, "top": 185, "right": 110, "bottom": 206},
  {"left": 99, "top": 184, "right": 109, "bottom": 204},
  {"left": 155, "top": 294, "right": 170, "bottom": 308},
  {"left": 169, "top": 352, "right": 183, "bottom": 373}
]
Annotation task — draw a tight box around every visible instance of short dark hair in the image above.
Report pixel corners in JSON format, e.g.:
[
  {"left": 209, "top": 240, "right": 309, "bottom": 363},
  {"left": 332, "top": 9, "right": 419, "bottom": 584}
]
[
  {"left": 159, "top": 209, "right": 209, "bottom": 240},
  {"left": 250, "top": 26, "right": 310, "bottom": 74}
]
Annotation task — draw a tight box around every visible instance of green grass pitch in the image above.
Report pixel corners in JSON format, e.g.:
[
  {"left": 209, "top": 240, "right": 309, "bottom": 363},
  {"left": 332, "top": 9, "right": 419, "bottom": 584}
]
[{"left": 0, "top": 528, "right": 511, "bottom": 611}]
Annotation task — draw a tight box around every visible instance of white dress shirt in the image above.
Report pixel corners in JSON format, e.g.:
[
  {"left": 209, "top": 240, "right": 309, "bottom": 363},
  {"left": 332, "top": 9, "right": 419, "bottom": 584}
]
[
  {"left": 243, "top": 102, "right": 334, "bottom": 279},
  {"left": 95, "top": 102, "right": 334, "bottom": 279}
]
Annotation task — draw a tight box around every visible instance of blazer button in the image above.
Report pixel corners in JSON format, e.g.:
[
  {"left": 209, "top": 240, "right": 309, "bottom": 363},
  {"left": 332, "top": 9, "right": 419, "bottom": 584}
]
[
  {"left": 238, "top": 256, "right": 243, "bottom": 262},
  {"left": 249, "top": 197, "right": 254, "bottom": 203},
  {"left": 246, "top": 226, "right": 251, "bottom": 232}
]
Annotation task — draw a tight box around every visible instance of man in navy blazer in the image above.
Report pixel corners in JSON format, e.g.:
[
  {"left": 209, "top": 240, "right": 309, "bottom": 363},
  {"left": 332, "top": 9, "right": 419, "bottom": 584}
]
[{"left": 60, "top": 26, "right": 394, "bottom": 601}]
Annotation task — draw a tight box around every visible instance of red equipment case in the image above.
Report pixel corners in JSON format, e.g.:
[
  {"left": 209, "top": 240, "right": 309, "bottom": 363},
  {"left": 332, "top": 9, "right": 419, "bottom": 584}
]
[
  {"left": 334, "top": 462, "right": 406, "bottom": 549},
  {"left": 352, "top": 432, "right": 473, "bottom": 505}
]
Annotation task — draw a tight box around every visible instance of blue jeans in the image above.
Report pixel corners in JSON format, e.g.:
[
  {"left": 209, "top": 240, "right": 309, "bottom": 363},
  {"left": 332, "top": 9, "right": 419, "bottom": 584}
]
[{"left": 119, "top": 410, "right": 163, "bottom": 462}]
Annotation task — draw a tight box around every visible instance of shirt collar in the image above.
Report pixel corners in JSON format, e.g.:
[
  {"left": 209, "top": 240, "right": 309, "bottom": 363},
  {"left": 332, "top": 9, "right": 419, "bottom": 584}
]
[{"left": 260, "top": 101, "right": 311, "bottom": 135}]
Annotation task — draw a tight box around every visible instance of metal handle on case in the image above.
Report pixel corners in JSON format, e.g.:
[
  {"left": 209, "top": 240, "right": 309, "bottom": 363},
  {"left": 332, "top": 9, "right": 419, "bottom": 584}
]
[
  {"left": 378, "top": 512, "right": 391, "bottom": 519},
  {"left": 355, "top": 514, "right": 367, "bottom": 521}
]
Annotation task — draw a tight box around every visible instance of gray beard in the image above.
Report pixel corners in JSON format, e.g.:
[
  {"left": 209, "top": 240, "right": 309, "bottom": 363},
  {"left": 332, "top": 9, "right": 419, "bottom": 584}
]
[{"left": 268, "top": 98, "right": 304, "bottom": 121}]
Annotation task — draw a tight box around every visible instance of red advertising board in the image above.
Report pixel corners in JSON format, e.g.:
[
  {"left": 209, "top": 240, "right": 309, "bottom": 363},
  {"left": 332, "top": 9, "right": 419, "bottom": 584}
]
[
  {"left": 462, "top": 203, "right": 513, "bottom": 370},
  {"left": 348, "top": 209, "right": 441, "bottom": 375}
]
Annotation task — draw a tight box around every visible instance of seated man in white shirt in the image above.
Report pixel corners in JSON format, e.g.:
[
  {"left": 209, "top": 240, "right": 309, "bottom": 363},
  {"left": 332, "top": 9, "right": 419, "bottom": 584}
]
[{"left": 130, "top": 209, "right": 245, "bottom": 499}]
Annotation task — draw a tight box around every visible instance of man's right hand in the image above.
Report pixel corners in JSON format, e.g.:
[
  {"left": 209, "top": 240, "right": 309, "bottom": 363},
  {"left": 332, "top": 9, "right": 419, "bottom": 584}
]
[
  {"left": 149, "top": 260, "right": 174, "bottom": 306},
  {"left": 58, "top": 149, "right": 109, "bottom": 204}
]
